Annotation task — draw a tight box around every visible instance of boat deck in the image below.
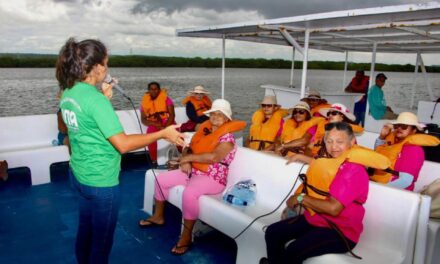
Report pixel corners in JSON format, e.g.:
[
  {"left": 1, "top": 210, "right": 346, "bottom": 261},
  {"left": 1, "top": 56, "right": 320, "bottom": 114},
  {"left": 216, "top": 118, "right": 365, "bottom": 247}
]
[{"left": 0, "top": 154, "right": 236, "bottom": 263}]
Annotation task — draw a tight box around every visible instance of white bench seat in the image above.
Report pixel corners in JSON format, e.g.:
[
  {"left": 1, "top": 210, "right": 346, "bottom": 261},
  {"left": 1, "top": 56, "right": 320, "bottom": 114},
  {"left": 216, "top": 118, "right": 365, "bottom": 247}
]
[{"left": 144, "top": 146, "right": 431, "bottom": 264}]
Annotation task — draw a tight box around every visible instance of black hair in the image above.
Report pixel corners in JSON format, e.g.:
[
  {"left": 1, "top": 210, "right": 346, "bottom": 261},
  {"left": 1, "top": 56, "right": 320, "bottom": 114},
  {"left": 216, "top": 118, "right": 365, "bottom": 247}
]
[
  {"left": 148, "top": 81, "right": 161, "bottom": 90},
  {"left": 324, "top": 122, "right": 354, "bottom": 140},
  {"left": 55, "top": 38, "right": 107, "bottom": 90}
]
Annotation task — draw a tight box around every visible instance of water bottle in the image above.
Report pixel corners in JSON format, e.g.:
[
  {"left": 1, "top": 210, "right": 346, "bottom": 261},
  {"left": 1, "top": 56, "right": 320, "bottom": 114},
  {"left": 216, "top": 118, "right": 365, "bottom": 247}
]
[
  {"left": 51, "top": 139, "right": 59, "bottom": 146},
  {"left": 223, "top": 194, "right": 248, "bottom": 206}
]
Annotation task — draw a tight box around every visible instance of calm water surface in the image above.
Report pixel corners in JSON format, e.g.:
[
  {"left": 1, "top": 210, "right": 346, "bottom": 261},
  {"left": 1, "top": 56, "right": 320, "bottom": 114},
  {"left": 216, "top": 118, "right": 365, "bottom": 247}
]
[{"left": 1, "top": 68, "right": 439, "bottom": 126}]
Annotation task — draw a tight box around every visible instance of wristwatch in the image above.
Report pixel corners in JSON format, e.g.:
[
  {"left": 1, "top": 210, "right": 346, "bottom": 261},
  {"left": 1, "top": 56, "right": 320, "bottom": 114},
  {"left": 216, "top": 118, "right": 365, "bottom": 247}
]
[{"left": 296, "top": 193, "right": 306, "bottom": 204}]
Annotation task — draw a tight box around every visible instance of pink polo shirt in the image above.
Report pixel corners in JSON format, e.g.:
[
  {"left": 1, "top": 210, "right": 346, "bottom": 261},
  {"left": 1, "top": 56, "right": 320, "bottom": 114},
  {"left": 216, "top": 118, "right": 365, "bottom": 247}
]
[
  {"left": 392, "top": 145, "right": 425, "bottom": 191},
  {"left": 304, "top": 161, "right": 369, "bottom": 243}
]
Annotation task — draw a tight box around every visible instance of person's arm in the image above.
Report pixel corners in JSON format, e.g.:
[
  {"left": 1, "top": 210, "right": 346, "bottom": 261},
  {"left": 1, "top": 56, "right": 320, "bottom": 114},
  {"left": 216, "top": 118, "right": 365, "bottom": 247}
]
[
  {"left": 57, "top": 110, "right": 68, "bottom": 134},
  {"left": 287, "top": 194, "right": 344, "bottom": 217},
  {"left": 164, "top": 103, "right": 176, "bottom": 127},
  {"left": 108, "top": 124, "right": 184, "bottom": 154},
  {"left": 278, "top": 131, "right": 313, "bottom": 152},
  {"left": 140, "top": 108, "right": 162, "bottom": 128},
  {"left": 179, "top": 141, "right": 234, "bottom": 165},
  {"left": 285, "top": 153, "right": 313, "bottom": 164}
]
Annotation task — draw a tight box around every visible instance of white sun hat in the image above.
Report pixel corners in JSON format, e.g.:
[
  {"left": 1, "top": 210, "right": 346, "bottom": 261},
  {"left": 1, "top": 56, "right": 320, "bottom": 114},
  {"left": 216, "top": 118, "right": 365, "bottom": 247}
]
[
  {"left": 391, "top": 112, "right": 424, "bottom": 131},
  {"left": 188, "top": 85, "right": 210, "bottom": 95},
  {"left": 290, "top": 101, "right": 311, "bottom": 115},
  {"left": 319, "top": 103, "right": 356, "bottom": 122},
  {"left": 204, "top": 99, "right": 232, "bottom": 120},
  {"left": 261, "top": 95, "right": 279, "bottom": 105}
]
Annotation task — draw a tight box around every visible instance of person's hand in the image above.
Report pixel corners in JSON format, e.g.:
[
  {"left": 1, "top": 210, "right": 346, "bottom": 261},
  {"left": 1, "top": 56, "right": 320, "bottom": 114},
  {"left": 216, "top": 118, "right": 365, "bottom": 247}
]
[
  {"left": 379, "top": 123, "right": 393, "bottom": 140},
  {"left": 285, "top": 154, "right": 302, "bottom": 165},
  {"left": 162, "top": 124, "right": 185, "bottom": 146},
  {"left": 179, "top": 162, "right": 192, "bottom": 175},
  {"left": 275, "top": 144, "right": 284, "bottom": 155},
  {"left": 101, "top": 82, "right": 113, "bottom": 99},
  {"left": 286, "top": 194, "right": 301, "bottom": 209}
]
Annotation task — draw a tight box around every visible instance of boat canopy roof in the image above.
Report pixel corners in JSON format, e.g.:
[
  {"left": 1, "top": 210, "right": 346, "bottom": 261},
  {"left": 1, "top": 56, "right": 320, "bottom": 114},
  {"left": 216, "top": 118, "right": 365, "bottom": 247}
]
[{"left": 176, "top": 2, "right": 440, "bottom": 54}]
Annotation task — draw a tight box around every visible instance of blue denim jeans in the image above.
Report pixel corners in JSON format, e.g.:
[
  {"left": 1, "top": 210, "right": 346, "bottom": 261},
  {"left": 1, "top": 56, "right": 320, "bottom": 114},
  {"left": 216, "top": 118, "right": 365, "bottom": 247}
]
[{"left": 70, "top": 170, "right": 120, "bottom": 264}]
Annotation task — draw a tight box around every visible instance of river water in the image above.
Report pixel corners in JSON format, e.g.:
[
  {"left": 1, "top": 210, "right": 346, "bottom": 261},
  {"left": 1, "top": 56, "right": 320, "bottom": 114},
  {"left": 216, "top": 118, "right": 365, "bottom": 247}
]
[{"left": 0, "top": 67, "right": 439, "bottom": 125}]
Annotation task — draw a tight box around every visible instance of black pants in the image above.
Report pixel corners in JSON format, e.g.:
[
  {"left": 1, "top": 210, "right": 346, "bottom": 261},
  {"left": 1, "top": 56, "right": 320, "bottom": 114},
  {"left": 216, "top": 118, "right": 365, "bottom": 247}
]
[{"left": 264, "top": 215, "right": 356, "bottom": 264}]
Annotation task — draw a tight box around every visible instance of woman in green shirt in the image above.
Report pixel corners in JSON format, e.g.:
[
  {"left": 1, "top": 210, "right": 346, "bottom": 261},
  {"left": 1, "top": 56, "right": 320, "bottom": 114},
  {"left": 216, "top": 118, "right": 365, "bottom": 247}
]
[{"left": 56, "top": 38, "right": 184, "bottom": 264}]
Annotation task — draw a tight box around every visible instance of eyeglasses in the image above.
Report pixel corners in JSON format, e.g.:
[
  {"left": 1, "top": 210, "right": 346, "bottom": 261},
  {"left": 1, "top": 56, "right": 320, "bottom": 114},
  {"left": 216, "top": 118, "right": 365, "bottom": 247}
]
[
  {"left": 327, "top": 111, "right": 343, "bottom": 117},
  {"left": 393, "top": 124, "right": 410, "bottom": 130},
  {"left": 292, "top": 109, "right": 306, "bottom": 115},
  {"left": 194, "top": 93, "right": 204, "bottom": 95},
  {"left": 261, "top": 104, "right": 274, "bottom": 108}
]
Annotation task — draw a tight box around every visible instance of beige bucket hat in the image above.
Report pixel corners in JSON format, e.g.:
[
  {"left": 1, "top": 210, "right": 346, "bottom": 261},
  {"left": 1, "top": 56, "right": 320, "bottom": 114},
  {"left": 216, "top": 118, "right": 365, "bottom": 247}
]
[
  {"left": 392, "top": 112, "right": 424, "bottom": 131},
  {"left": 188, "top": 85, "right": 210, "bottom": 95},
  {"left": 319, "top": 103, "right": 356, "bottom": 122},
  {"left": 291, "top": 101, "right": 311, "bottom": 115},
  {"left": 204, "top": 99, "right": 232, "bottom": 120}
]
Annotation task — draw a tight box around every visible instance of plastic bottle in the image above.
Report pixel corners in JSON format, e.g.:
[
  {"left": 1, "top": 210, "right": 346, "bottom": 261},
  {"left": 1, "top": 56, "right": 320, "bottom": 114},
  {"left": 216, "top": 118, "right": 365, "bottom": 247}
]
[
  {"left": 223, "top": 194, "right": 248, "bottom": 206},
  {"left": 51, "top": 139, "right": 59, "bottom": 146}
]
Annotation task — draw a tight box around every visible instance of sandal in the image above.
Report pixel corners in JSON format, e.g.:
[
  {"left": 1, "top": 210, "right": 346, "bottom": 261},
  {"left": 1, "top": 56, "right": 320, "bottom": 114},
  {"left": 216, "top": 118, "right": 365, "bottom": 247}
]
[
  {"left": 171, "top": 243, "right": 192, "bottom": 256},
  {"left": 138, "top": 219, "right": 164, "bottom": 228}
]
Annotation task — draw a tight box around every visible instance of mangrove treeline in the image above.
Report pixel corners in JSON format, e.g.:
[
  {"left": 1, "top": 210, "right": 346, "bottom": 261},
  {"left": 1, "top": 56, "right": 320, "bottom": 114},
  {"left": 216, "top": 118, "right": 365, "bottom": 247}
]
[{"left": 1, "top": 53, "right": 439, "bottom": 73}]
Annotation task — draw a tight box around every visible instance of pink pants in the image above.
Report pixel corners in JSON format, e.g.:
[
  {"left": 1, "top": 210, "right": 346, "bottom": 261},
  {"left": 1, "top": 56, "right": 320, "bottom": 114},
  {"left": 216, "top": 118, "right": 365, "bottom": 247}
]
[{"left": 154, "top": 169, "right": 225, "bottom": 220}]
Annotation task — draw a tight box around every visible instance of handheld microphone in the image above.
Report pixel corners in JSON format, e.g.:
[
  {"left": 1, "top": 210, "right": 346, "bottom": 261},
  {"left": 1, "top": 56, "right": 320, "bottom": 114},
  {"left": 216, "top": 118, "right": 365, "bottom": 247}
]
[{"left": 104, "top": 74, "right": 129, "bottom": 99}]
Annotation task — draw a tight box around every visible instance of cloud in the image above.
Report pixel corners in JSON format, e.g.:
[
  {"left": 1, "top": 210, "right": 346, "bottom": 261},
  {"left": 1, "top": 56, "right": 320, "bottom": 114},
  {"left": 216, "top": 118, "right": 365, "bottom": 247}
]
[{"left": 0, "top": 0, "right": 438, "bottom": 65}]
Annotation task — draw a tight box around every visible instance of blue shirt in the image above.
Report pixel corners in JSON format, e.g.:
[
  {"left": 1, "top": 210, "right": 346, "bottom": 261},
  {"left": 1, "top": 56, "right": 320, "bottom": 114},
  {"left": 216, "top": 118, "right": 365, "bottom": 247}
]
[{"left": 368, "top": 84, "right": 386, "bottom": 120}]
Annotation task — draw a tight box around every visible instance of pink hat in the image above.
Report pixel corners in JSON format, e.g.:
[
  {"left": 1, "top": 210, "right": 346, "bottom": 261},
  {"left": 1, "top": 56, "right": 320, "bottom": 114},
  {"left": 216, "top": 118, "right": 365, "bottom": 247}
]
[{"left": 319, "top": 103, "right": 356, "bottom": 122}]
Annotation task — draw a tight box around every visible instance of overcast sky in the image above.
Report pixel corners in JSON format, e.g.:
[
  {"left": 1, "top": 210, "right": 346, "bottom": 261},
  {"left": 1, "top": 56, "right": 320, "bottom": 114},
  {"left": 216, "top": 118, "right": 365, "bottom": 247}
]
[{"left": 0, "top": 0, "right": 438, "bottom": 64}]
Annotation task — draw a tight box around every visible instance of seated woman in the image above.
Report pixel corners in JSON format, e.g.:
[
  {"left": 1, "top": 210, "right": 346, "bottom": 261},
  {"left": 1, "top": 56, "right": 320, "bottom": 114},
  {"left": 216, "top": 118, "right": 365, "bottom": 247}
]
[
  {"left": 275, "top": 101, "right": 322, "bottom": 156},
  {"left": 138, "top": 99, "right": 246, "bottom": 255},
  {"left": 301, "top": 91, "right": 331, "bottom": 117},
  {"left": 264, "top": 122, "right": 389, "bottom": 264},
  {"left": 180, "top": 85, "right": 212, "bottom": 132},
  {"left": 310, "top": 103, "right": 364, "bottom": 157},
  {"left": 140, "top": 81, "right": 176, "bottom": 167},
  {"left": 371, "top": 112, "right": 440, "bottom": 190},
  {"left": 247, "top": 95, "right": 288, "bottom": 151}
]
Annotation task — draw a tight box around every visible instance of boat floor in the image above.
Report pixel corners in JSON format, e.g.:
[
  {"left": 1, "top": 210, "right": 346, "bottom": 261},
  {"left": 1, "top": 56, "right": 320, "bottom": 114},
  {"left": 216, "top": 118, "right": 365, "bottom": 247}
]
[{"left": 0, "top": 153, "right": 236, "bottom": 263}]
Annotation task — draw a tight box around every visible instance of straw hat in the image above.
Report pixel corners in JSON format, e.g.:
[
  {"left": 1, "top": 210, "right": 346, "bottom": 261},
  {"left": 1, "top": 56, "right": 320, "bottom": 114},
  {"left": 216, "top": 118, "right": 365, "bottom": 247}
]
[
  {"left": 290, "top": 101, "right": 311, "bottom": 115},
  {"left": 319, "top": 103, "right": 356, "bottom": 122},
  {"left": 188, "top": 85, "right": 210, "bottom": 95},
  {"left": 391, "top": 112, "right": 424, "bottom": 131},
  {"left": 261, "top": 95, "right": 278, "bottom": 105},
  {"left": 204, "top": 99, "right": 232, "bottom": 120}
]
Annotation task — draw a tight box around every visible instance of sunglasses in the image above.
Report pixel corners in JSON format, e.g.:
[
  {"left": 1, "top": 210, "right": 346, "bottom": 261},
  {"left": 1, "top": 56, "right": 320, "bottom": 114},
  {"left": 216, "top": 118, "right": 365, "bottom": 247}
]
[
  {"left": 393, "top": 124, "right": 410, "bottom": 130},
  {"left": 292, "top": 109, "right": 307, "bottom": 115},
  {"left": 261, "top": 104, "right": 274, "bottom": 108},
  {"left": 327, "top": 111, "right": 343, "bottom": 117}
]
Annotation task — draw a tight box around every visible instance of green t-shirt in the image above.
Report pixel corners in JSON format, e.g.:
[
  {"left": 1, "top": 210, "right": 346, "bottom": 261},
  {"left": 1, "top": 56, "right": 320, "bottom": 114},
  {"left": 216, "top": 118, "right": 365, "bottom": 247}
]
[
  {"left": 60, "top": 82, "right": 124, "bottom": 187},
  {"left": 367, "top": 84, "right": 386, "bottom": 120}
]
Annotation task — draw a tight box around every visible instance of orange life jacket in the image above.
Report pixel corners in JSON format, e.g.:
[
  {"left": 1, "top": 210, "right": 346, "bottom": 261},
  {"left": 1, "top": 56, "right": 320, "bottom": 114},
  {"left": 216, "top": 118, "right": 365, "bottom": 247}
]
[
  {"left": 190, "top": 119, "right": 246, "bottom": 172},
  {"left": 371, "top": 133, "right": 440, "bottom": 183},
  {"left": 249, "top": 108, "right": 289, "bottom": 150},
  {"left": 182, "top": 95, "right": 212, "bottom": 117},
  {"left": 311, "top": 103, "right": 332, "bottom": 117},
  {"left": 310, "top": 120, "right": 364, "bottom": 156},
  {"left": 297, "top": 145, "right": 390, "bottom": 216},
  {"left": 281, "top": 117, "right": 323, "bottom": 143},
  {"left": 141, "top": 89, "right": 170, "bottom": 122}
]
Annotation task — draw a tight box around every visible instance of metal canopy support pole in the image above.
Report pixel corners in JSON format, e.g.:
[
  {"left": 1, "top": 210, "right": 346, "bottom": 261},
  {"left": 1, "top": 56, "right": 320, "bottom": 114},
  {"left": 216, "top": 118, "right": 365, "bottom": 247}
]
[
  {"left": 221, "top": 34, "right": 226, "bottom": 99},
  {"left": 365, "top": 42, "right": 377, "bottom": 120},
  {"left": 290, "top": 47, "right": 296, "bottom": 88},
  {"left": 410, "top": 52, "right": 421, "bottom": 109},
  {"left": 342, "top": 51, "right": 349, "bottom": 91},
  {"left": 300, "top": 29, "right": 310, "bottom": 99},
  {"left": 419, "top": 53, "right": 435, "bottom": 101}
]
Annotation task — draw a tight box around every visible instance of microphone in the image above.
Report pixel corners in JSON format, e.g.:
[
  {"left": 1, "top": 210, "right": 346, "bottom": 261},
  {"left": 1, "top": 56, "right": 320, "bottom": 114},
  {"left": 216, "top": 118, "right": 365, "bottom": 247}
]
[{"left": 104, "top": 74, "right": 129, "bottom": 99}]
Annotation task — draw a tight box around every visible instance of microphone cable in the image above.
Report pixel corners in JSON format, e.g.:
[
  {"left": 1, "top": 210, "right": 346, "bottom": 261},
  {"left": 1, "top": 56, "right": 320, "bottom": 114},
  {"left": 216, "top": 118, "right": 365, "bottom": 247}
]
[{"left": 232, "top": 163, "right": 307, "bottom": 240}]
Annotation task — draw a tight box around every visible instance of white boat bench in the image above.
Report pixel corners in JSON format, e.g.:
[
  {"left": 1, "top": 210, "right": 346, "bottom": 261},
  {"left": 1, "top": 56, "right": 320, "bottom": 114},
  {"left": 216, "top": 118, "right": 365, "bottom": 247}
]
[
  {"left": 0, "top": 114, "right": 70, "bottom": 185},
  {"left": 143, "top": 146, "right": 431, "bottom": 264}
]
